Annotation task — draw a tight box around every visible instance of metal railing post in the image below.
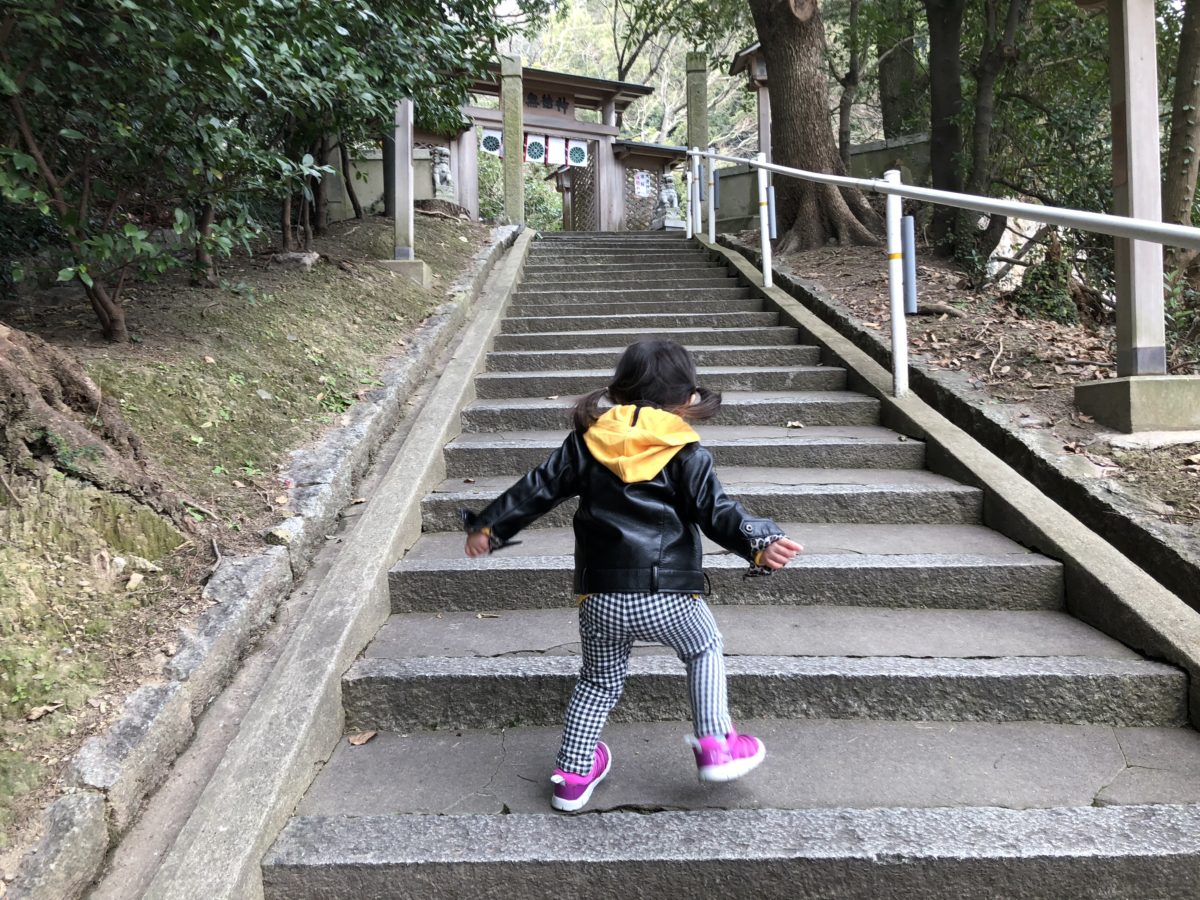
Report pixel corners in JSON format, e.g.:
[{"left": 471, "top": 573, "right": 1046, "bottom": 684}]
[
  {"left": 706, "top": 147, "right": 717, "bottom": 243},
  {"left": 756, "top": 152, "right": 773, "bottom": 289},
  {"left": 684, "top": 170, "right": 694, "bottom": 240},
  {"left": 884, "top": 169, "right": 908, "bottom": 397},
  {"left": 902, "top": 215, "right": 918, "bottom": 315},
  {"left": 690, "top": 149, "right": 702, "bottom": 236}
]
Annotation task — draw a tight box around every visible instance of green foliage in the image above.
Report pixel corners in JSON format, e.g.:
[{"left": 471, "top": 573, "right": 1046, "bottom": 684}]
[
  {"left": 0, "top": 0, "right": 549, "bottom": 335},
  {"left": 515, "top": 0, "right": 756, "bottom": 153},
  {"left": 477, "top": 152, "right": 563, "bottom": 231},
  {"left": 1012, "top": 232, "right": 1078, "bottom": 324}
]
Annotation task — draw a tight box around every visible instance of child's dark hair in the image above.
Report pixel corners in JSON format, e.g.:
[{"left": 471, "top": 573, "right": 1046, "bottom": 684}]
[{"left": 573, "top": 340, "right": 722, "bottom": 431}]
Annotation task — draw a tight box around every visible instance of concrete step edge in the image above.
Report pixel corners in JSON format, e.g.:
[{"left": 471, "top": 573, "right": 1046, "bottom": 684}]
[
  {"left": 342, "top": 655, "right": 1186, "bottom": 730},
  {"left": 264, "top": 806, "right": 1200, "bottom": 891}
]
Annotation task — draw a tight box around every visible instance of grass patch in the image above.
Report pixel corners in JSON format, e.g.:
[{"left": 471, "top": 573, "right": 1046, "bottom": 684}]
[
  {"left": 0, "top": 470, "right": 185, "bottom": 843},
  {"left": 84, "top": 216, "right": 489, "bottom": 533},
  {"left": 0, "top": 215, "right": 492, "bottom": 856}
]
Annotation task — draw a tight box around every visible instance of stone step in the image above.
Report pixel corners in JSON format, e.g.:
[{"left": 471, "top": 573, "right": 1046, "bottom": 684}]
[
  {"left": 493, "top": 326, "right": 801, "bottom": 351},
  {"left": 500, "top": 311, "right": 780, "bottom": 335},
  {"left": 513, "top": 286, "right": 753, "bottom": 305},
  {"left": 460, "top": 391, "right": 878, "bottom": 432},
  {"left": 368, "top": 606, "right": 1138, "bottom": 662},
  {"left": 521, "top": 272, "right": 739, "bottom": 288},
  {"left": 265, "top": 803, "right": 1200, "bottom": 900},
  {"left": 284, "top": 717, "right": 1200, "bottom": 821},
  {"left": 389, "top": 523, "right": 1063, "bottom": 612},
  {"left": 443, "top": 426, "right": 924, "bottom": 475},
  {"left": 421, "top": 469, "right": 981, "bottom": 531},
  {"left": 529, "top": 241, "right": 691, "bottom": 253},
  {"left": 524, "top": 251, "right": 717, "bottom": 265},
  {"left": 528, "top": 242, "right": 700, "bottom": 252},
  {"left": 484, "top": 345, "right": 820, "bottom": 372},
  {"left": 509, "top": 297, "right": 764, "bottom": 317},
  {"left": 472, "top": 366, "right": 846, "bottom": 400},
  {"left": 343, "top": 652, "right": 1185, "bottom": 732},
  {"left": 537, "top": 234, "right": 696, "bottom": 241},
  {"left": 522, "top": 260, "right": 727, "bottom": 275}
]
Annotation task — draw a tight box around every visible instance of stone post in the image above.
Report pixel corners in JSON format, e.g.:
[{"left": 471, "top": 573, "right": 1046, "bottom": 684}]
[
  {"left": 457, "top": 127, "right": 479, "bottom": 219},
  {"left": 501, "top": 55, "right": 524, "bottom": 225},
  {"left": 377, "top": 99, "right": 431, "bottom": 287},
  {"left": 1075, "top": 0, "right": 1200, "bottom": 432},
  {"left": 686, "top": 52, "right": 709, "bottom": 156},
  {"left": 392, "top": 99, "right": 415, "bottom": 261},
  {"left": 1108, "top": 0, "right": 1166, "bottom": 376}
]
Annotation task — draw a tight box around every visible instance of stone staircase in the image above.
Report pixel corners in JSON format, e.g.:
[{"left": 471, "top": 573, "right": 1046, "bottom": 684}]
[{"left": 262, "top": 233, "right": 1200, "bottom": 897}]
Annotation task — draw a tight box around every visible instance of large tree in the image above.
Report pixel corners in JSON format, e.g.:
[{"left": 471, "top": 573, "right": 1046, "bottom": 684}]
[
  {"left": 875, "top": 0, "right": 925, "bottom": 140},
  {"left": 923, "top": 0, "right": 1032, "bottom": 261},
  {"left": 1164, "top": 0, "right": 1200, "bottom": 233},
  {"left": 747, "top": 0, "right": 882, "bottom": 251}
]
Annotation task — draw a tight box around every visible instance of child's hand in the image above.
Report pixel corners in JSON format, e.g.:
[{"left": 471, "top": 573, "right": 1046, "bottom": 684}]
[
  {"left": 465, "top": 531, "right": 492, "bottom": 558},
  {"left": 760, "top": 537, "right": 803, "bottom": 570}
]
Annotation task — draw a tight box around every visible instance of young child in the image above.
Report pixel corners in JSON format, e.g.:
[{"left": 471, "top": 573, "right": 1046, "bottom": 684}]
[{"left": 462, "top": 340, "right": 803, "bottom": 812}]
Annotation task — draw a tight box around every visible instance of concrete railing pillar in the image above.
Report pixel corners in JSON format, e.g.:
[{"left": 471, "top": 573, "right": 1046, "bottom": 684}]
[{"left": 501, "top": 55, "right": 525, "bottom": 225}]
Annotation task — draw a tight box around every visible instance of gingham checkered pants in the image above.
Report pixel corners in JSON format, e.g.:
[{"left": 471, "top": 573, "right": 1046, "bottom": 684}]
[{"left": 556, "top": 591, "right": 732, "bottom": 774}]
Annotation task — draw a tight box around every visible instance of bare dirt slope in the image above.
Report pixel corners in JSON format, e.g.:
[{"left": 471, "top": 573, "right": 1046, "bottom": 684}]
[{"left": 774, "top": 243, "right": 1200, "bottom": 527}]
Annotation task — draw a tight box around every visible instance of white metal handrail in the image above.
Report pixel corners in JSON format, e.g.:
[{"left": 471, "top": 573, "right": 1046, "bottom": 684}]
[{"left": 686, "top": 147, "right": 1200, "bottom": 398}]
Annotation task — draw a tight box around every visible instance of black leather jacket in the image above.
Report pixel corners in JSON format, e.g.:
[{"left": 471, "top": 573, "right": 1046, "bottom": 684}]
[{"left": 462, "top": 430, "right": 784, "bottom": 594}]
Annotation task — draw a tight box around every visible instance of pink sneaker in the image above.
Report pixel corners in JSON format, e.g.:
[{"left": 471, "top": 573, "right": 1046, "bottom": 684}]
[
  {"left": 687, "top": 728, "right": 766, "bottom": 782},
  {"left": 550, "top": 741, "right": 611, "bottom": 812}
]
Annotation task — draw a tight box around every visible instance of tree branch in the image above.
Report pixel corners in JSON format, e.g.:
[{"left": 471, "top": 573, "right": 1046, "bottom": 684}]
[{"left": 8, "top": 95, "right": 68, "bottom": 216}]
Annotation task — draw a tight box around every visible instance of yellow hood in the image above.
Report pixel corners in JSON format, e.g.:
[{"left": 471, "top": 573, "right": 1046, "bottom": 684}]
[{"left": 583, "top": 405, "right": 699, "bottom": 483}]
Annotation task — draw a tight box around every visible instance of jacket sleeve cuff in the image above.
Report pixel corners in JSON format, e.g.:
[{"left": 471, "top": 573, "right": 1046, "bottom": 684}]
[{"left": 746, "top": 532, "right": 785, "bottom": 577}]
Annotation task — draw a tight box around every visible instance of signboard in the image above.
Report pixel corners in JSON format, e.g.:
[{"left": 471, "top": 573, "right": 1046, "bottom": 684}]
[{"left": 525, "top": 89, "right": 572, "bottom": 117}]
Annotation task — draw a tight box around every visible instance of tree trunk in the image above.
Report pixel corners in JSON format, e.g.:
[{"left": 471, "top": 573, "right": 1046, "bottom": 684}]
[
  {"left": 313, "top": 137, "right": 329, "bottom": 236},
  {"left": 747, "top": 0, "right": 882, "bottom": 251},
  {"left": 837, "top": 0, "right": 865, "bottom": 169},
  {"left": 0, "top": 322, "right": 178, "bottom": 518},
  {"left": 877, "top": 0, "right": 922, "bottom": 139},
  {"left": 1165, "top": 0, "right": 1200, "bottom": 230},
  {"left": 338, "top": 135, "right": 365, "bottom": 220},
  {"left": 193, "top": 203, "right": 218, "bottom": 287},
  {"left": 955, "top": 0, "right": 1032, "bottom": 263},
  {"left": 301, "top": 189, "right": 313, "bottom": 251},
  {"left": 85, "top": 280, "right": 129, "bottom": 343},
  {"left": 924, "top": 0, "right": 967, "bottom": 249},
  {"left": 280, "top": 194, "right": 294, "bottom": 251}
]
